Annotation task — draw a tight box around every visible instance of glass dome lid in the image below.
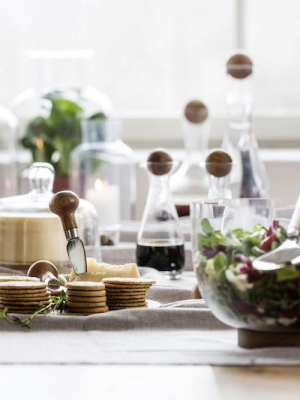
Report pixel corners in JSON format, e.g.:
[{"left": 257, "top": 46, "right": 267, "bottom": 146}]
[
  {"left": 0, "top": 162, "right": 100, "bottom": 273},
  {"left": 0, "top": 163, "right": 56, "bottom": 214}
]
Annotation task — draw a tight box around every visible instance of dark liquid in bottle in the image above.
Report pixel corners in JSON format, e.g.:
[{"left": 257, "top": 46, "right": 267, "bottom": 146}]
[{"left": 136, "top": 242, "right": 185, "bottom": 273}]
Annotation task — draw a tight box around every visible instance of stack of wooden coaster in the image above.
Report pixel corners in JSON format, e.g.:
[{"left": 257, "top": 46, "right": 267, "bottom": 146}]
[
  {"left": 65, "top": 282, "right": 109, "bottom": 314},
  {"left": 0, "top": 281, "right": 51, "bottom": 314},
  {"left": 102, "top": 278, "right": 156, "bottom": 310}
]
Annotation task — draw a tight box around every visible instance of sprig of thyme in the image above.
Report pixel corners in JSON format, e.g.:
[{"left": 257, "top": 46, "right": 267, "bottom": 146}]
[{"left": 0, "top": 290, "right": 66, "bottom": 329}]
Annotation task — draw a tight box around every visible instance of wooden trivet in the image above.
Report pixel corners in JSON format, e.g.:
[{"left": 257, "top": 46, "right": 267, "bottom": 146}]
[{"left": 238, "top": 328, "right": 300, "bottom": 349}]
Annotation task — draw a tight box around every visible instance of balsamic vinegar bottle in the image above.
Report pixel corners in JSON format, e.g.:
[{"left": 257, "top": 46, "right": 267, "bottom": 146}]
[
  {"left": 222, "top": 52, "right": 269, "bottom": 198},
  {"left": 136, "top": 149, "right": 185, "bottom": 279}
]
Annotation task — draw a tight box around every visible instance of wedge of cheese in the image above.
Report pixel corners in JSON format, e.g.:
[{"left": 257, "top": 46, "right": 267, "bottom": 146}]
[{"left": 69, "top": 258, "right": 140, "bottom": 282}]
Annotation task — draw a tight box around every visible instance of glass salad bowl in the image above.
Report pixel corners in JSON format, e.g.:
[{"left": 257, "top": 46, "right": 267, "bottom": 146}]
[{"left": 191, "top": 198, "right": 300, "bottom": 333}]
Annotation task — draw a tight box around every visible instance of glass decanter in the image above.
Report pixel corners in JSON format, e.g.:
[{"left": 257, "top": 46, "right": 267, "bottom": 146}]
[
  {"left": 137, "top": 150, "right": 185, "bottom": 279},
  {"left": 222, "top": 52, "right": 269, "bottom": 198},
  {"left": 205, "top": 149, "right": 233, "bottom": 199},
  {"left": 171, "top": 100, "right": 211, "bottom": 216}
]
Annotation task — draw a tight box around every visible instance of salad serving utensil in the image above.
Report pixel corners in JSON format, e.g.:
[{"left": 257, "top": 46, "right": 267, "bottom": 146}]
[
  {"left": 253, "top": 196, "right": 300, "bottom": 271},
  {"left": 49, "top": 191, "right": 87, "bottom": 276}
]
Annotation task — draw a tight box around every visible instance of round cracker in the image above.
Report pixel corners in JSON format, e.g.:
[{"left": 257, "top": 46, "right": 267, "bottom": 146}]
[
  {"left": 66, "top": 289, "right": 106, "bottom": 297},
  {"left": 0, "top": 291, "right": 50, "bottom": 299},
  {"left": 104, "top": 284, "right": 152, "bottom": 289},
  {"left": 66, "top": 295, "right": 107, "bottom": 303},
  {"left": 107, "top": 302, "right": 147, "bottom": 307},
  {"left": 103, "top": 278, "right": 155, "bottom": 285},
  {"left": 66, "top": 282, "right": 105, "bottom": 291},
  {"left": 107, "top": 299, "right": 146, "bottom": 304},
  {"left": 0, "top": 306, "right": 45, "bottom": 312},
  {"left": 0, "top": 289, "right": 48, "bottom": 296},
  {"left": 0, "top": 299, "right": 51, "bottom": 306},
  {"left": 66, "top": 301, "right": 107, "bottom": 308},
  {"left": 64, "top": 310, "right": 108, "bottom": 315},
  {"left": 0, "top": 276, "right": 40, "bottom": 283},
  {"left": 0, "top": 296, "right": 51, "bottom": 302},
  {"left": 3, "top": 309, "right": 49, "bottom": 315},
  {"left": 66, "top": 306, "right": 109, "bottom": 313},
  {"left": 0, "top": 281, "right": 46, "bottom": 289},
  {"left": 106, "top": 294, "right": 146, "bottom": 299},
  {"left": 105, "top": 288, "right": 148, "bottom": 292},
  {"left": 109, "top": 305, "right": 147, "bottom": 310}
]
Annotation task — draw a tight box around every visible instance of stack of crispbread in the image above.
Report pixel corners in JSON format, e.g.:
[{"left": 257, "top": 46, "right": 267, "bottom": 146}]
[
  {"left": 102, "top": 278, "right": 155, "bottom": 310},
  {"left": 65, "top": 281, "right": 109, "bottom": 314},
  {"left": 0, "top": 281, "right": 51, "bottom": 314}
]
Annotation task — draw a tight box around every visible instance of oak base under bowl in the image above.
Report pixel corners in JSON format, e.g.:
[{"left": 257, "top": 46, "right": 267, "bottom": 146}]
[{"left": 238, "top": 328, "right": 300, "bottom": 349}]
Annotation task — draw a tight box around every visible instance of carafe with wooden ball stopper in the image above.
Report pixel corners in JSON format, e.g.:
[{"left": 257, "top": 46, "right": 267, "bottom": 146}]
[
  {"left": 222, "top": 52, "right": 269, "bottom": 198},
  {"left": 171, "top": 99, "right": 211, "bottom": 216},
  {"left": 205, "top": 149, "right": 233, "bottom": 199},
  {"left": 136, "top": 149, "right": 185, "bottom": 279}
]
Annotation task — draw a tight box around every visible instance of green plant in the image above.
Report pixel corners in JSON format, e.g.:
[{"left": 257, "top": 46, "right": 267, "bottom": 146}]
[{"left": 21, "top": 97, "right": 106, "bottom": 177}]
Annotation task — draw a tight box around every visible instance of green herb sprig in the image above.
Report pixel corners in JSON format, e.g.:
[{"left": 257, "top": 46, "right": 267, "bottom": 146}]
[{"left": 0, "top": 291, "right": 66, "bottom": 329}]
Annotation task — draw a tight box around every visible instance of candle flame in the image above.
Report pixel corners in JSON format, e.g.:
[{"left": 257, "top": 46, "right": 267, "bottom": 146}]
[
  {"left": 36, "top": 138, "right": 44, "bottom": 150},
  {"left": 95, "top": 179, "right": 104, "bottom": 191}
]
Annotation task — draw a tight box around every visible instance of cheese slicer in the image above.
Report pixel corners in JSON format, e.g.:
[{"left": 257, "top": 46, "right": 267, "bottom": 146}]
[
  {"left": 253, "top": 195, "right": 300, "bottom": 271},
  {"left": 49, "top": 191, "right": 87, "bottom": 275},
  {"left": 28, "top": 260, "right": 60, "bottom": 290}
]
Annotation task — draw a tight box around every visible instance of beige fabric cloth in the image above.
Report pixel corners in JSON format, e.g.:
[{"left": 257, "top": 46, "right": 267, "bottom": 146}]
[{"left": 1, "top": 283, "right": 300, "bottom": 366}]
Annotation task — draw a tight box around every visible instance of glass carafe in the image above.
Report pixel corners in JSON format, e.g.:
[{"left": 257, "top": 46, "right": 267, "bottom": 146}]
[
  {"left": 222, "top": 52, "right": 269, "bottom": 198},
  {"left": 171, "top": 100, "right": 211, "bottom": 216},
  {"left": 205, "top": 149, "right": 233, "bottom": 199},
  {"left": 137, "top": 150, "right": 185, "bottom": 279}
]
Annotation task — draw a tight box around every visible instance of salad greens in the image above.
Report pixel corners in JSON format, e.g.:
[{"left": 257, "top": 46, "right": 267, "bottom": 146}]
[{"left": 197, "top": 219, "right": 300, "bottom": 328}]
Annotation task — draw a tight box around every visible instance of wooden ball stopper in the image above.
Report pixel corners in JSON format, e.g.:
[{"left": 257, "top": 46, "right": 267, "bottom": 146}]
[
  {"left": 147, "top": 150, "right": 173, "bottom": 176},
  {"left": 206, "top": 150, "right": 232, "bottom": 178},
  {"left": 226, "top": 53, "right": 253, "bottom": 79},
  {"left": 184, "top": 100, "right": 208, "bottom": 124}
]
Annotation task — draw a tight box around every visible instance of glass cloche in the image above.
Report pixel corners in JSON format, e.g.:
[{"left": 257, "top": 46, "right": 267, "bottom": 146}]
[
  {"left": 70, "top": 119, "right": 136, "bottom": 238},
  {"left": 0, "top": 163, "right": 100, "bottom": 274},
  {"left": 12, "top": 49, "right": 112, "bottom": 194}
]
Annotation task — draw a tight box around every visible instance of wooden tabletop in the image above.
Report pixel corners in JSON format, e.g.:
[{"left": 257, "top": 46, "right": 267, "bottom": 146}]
[{"left": 1, "top": 365, "right": 299, "bottom": 399}]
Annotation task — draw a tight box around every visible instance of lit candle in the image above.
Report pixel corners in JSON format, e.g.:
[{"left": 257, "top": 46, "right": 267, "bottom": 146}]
[{"left": 86, "top": 179, "right": 120, "bottom": 226}]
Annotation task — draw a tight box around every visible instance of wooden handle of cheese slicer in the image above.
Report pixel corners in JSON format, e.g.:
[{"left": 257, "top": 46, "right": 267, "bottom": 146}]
[
  {"left": 28, "top": 260, "right": 60, "bottom": 290},
  {"left": 288, "top": 194, "right": 300, "bottom": 236},
  {"left": 49, "top": 191, "right": 80, "bottom": 231}
]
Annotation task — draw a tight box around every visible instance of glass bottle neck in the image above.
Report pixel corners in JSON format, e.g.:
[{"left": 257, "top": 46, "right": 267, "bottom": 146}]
[
  {"left": 226, "top": 76, "right": 253, "bottom": 126},
  {"left": 207, "top": 175, "right": 232, "bottom": 199},
  {"left": 148, "top": 174, "right": 170, "bottom": 197},
  {"left": 181, "top": 119, "right": 210, "bottom": 162}
]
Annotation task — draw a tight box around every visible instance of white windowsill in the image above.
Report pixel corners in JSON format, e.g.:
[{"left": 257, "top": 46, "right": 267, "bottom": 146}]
[{"left": 120, "top": 115, "right": 300, "bottom": 147}]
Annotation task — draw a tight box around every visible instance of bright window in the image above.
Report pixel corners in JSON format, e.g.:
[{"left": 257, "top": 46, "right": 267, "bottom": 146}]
[{"left": 0, "top": 0, "right": 299, "bottom": 144}]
